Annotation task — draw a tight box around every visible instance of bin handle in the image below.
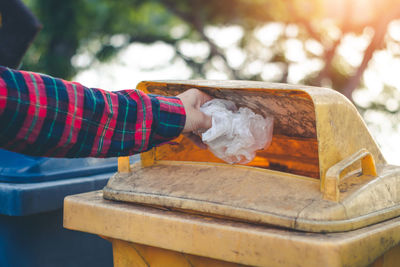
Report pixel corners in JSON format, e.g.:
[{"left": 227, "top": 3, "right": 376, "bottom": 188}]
[
  {"left": 117, "top": 148, "right": 156, "bottom": 173},
  {"left": 118, "top": 156, "right": 131, "bottom": 173},
  {"left": 323, "top": 149, "right": 377, "bottom": 202}
]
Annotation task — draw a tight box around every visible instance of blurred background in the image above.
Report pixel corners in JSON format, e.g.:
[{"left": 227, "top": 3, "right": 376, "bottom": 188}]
[{"left": 21, "top": 0, "right": 400, "bottom": 164}]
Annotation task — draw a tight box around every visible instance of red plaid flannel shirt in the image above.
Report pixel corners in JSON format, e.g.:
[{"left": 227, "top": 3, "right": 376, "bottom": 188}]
[{"left": 0, "top": 66, "right": 186, "bottom": 157}]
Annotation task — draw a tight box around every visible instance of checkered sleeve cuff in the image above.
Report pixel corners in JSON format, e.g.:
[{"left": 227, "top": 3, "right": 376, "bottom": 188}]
[{"left": 148, "top": 94, "right": 186, "bottom": 148}]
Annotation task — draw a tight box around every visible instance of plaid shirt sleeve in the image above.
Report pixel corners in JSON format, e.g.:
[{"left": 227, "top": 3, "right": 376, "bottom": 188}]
[{"left": 0, "top": 66, "right": 186, "bottom": 157}]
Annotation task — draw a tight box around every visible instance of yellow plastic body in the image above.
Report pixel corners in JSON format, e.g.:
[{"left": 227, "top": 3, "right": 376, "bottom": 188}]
[
  {"left": 64, "top": 191, "right": 400, "bottom": 267},
  {"left": 64, "top": 81, "right": 400, "bottom": 266},
  {"left": 110, "top": 239, "right": 241, "bottom": 267},
  {"left": 109, "top": 239, "right": 400, "bottom": 267}
]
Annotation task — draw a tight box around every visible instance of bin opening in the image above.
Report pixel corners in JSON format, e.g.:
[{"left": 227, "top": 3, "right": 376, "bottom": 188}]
[{"left": 139, "top": 81, "right": 320, "bottom": 178}]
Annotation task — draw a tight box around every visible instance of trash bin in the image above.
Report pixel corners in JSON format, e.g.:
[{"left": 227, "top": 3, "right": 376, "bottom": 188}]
[
  {"left": 64, "top": 80, "right": 400, "bottom": 266},
  {"left": 0, "top": 149, "right": 137, "bottom": 267}
]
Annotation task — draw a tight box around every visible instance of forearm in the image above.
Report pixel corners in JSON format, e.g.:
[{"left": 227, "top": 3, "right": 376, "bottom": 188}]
[{"left": 0, "top": 66, "right": 185, "bottom": 157}]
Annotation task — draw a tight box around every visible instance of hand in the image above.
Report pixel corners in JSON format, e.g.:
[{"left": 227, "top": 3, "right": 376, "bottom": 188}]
[{"left": 177, "top": 88, "right": 213, "bottom": 149}]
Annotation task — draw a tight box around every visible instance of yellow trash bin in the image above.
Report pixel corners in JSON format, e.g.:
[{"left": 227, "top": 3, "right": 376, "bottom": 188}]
[{"left": 64, "top": 80, "right": 400, "bottom": 267}]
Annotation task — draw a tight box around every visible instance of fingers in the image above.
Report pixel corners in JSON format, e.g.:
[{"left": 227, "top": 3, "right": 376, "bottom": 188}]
[
  {"left": 176, "top": 88, "right": 214, "bottom": 150},
  {"left": 179, "top": 88, "right": 212, "bottom": 107},
  {"left": 196, "top": 90, "right": 213, "bottom": 107},
  {"left": 198, "top": 109, "right": 212, "bottom": 130},
  {"left": 177, "top": 88, "right": 213, "bottom": 133}
]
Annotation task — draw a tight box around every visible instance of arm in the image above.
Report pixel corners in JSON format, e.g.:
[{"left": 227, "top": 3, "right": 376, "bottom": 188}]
[{"left": 0, "top": 66, "right": 186, "bottom": 157}]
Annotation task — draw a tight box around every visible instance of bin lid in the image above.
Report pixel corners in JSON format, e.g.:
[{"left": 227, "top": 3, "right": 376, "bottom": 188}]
[
  {"left": 103, "top": 80, "right": 400, "bottom": 233},
  {"left": 0, "top": 149, "right": 118, "bottom": 183}
]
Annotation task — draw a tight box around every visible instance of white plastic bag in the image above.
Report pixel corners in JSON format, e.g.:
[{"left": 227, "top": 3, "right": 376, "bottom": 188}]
[{"left": 199, "top": 99, "right": 273, "bottom": 164}]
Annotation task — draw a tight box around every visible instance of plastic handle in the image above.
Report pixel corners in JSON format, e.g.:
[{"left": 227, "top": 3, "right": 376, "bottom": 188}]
[
  {"left": 323, "top": 149, "right": 377, "bottom": 202},
  {"left": 117, "top": 148, "right": 156, "bottom": 173},
  {"left": 118, "top": 156, "right": 131, "bottom": 173}
]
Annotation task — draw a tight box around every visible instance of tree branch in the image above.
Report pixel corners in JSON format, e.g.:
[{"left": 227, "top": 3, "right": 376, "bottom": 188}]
[
  {"left": 341, "top": 5, "right": 400, "bottom": 100},
  {"left": 160, "top": 0, "right": 241, "bottom": 79},
  {"left": 174, "top": 48, "right": 206, "bottom": 78},
  {"left": 315, "top": 37, "right": 342, "bottom": 86}
]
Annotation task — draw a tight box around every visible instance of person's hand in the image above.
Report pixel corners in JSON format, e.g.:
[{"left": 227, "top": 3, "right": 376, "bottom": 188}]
[{"left": 177, "top": 88, "right": 213, "bottom": 149}]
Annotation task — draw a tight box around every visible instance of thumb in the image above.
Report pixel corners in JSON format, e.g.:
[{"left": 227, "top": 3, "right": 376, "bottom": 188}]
[{"left": 198, "top": 110, "right": 212, "bottom": 130}]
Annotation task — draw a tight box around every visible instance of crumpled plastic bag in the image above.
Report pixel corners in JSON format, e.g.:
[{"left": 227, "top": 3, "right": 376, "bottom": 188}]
[{"left": 199, "top": 99, "right": 274, "bottom": 164}]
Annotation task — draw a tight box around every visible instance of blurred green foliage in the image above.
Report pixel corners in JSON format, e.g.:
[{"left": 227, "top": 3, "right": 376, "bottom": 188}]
[
  {"left": 22, "top": 0, "right": 181, "bottom": 78},
  {"left": 21, "top": 0, "right": 400, "bottom": 115},
  {"left": 23, "top": 0, "right": 322, "bottom": 79}
]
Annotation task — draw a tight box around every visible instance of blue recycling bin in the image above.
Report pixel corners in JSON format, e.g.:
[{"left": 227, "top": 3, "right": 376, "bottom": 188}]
[{"left": 0, "top": 149, "right": 138, "bottom": 267}]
